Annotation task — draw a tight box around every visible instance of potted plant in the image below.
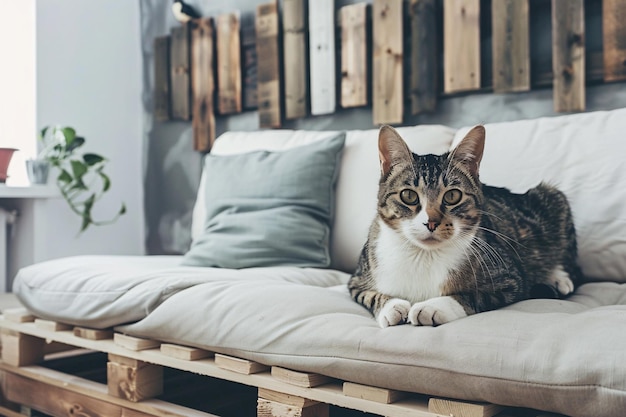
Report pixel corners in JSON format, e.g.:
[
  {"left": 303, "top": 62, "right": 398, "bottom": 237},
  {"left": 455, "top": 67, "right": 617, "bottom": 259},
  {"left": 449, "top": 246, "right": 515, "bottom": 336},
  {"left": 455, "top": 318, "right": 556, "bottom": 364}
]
[{"left": 30, "top": 125, "right": 126, "bottom": 233}]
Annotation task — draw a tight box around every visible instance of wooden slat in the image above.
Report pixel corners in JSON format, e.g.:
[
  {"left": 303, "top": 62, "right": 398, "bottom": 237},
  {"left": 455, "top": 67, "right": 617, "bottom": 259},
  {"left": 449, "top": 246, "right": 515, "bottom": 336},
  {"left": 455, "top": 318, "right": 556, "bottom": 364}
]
[
  {"left": 34, "top": 319, "right": 72, "bottom": 332},
  {"left": 428, "top": 397, "right": 505, "bottom": 417},
  {"left": 552, "top": 0, "right": 585, "bottom": 112},
  {"left": 154, "top": 36, "right": 171, "bottom": 122},
  {"left": 191, "top": 17, "right": 216, "bottom": 151},
  {"left": 373, "top": 0, "right": 404, "bottom": 125},
  {"left": 241, "top": 13, "right": 258, "bottom": 110},
  {"left": 343, "top": 382, "right": 407, "bottom": 404},
  {"left": 492, "top": 0, "right": 530, "bottom": 93},
  {"left": 217, "top": 12, "right": 242, "bottom": 114},
  {"left": 340, "top": 3, "right": 368, "bottom": 108},
  {"left": 107, "top": 359, "right": 163, "bottom": 402},
  {"left": 2, "top": 308, "right": 35, "bottom": 323},
  {"left": 409, "top": 0, "right": 438, "bottom": 114},
  {"left": 114, "top": 333, "right": 160, "bottom": 351},
  {"left": 170, "top": 23, "right": 192, "bottom": 120},
  {"left": 160, "top": 343, "right": 213, "bottom": 361},
  {"left": 214, "top": 353, "right": 269, "bottom": 375},
  {"left": 271, "top": 366, "right": 332, "bottom": 388},
  {"left": 0, "top": 330, "right": 44, "bottom": 366},
  {"left": 443, "top": 0, "right": 481, "bottom": 93},
  {"left": 258, "top": 398, "right": 329, "bottom": 417},
  {"left": 256, "top": 1, "right": 282, "bottom": 128},
  {"left": 602, "top": 0, "right": 626, "bottom": 82},
  {"left": 73, "top": 327, "right": 113, "bottom": 341},
  {"left": 283, "top": 0, "right": 308, "bottom": 119},
  {"left": 258, "top": 388, "right": 320, "bottom": 408},
  {"left": 309, "top": 0, "right": 336, "bottom": 115}
]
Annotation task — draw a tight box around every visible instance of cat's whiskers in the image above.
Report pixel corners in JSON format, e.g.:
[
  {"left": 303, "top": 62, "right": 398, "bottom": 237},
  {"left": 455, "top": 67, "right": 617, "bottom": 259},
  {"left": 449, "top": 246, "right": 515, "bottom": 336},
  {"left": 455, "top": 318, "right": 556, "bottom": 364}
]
[
  {"left": 458, "top": 233, "right": 498, "bottom": 292},
  {"left": 476, "top": 226, "right": 525, "bottom": 261}
]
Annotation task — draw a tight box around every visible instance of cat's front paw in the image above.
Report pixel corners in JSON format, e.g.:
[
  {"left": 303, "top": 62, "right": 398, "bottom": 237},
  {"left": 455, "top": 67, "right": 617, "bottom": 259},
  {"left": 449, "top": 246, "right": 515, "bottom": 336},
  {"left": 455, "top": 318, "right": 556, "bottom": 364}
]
[
  {"left": 547, "top": 266, "right": 575, "bottom": 296},
  {"left": 377, "top": 298, "right": 411, "bottom": 328},
  {"left": 408, "top": 296, "right": 468, "bottom": 326}
]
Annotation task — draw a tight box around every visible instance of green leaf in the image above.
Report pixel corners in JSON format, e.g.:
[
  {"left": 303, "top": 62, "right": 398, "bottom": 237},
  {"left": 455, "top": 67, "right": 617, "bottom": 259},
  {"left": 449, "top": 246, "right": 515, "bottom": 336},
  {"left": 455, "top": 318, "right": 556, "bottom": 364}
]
[
  {"left": 66, "top": 136, "right": 85, "bottom": 153},
  {"left": 40, "top": 126, "right": 50, "bottom": 139},
  {"left": 70, "top": 160, "right": 87, "bottom": 179},
  {"left": 57, "top": 169, "right": 73, "bottom": 183},
  {"left": 80, "top": 194, "right": 96, "bottom": 232},
  {"left": 83, "top": 153, "right": 105, "bottom": 166},
  {"left": 119, "top": 203, "right": 127, "bottom": 215},
  {"left": 62, "top": 127, "right": 76, "bottom": 144}
]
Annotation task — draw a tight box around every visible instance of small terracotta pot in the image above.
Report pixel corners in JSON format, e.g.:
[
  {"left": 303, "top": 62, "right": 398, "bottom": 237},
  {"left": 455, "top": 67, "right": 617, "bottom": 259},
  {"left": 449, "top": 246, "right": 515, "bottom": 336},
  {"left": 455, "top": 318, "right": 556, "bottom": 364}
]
[{"left": 0, "top": 148, "right": 18, "bottom": 183}]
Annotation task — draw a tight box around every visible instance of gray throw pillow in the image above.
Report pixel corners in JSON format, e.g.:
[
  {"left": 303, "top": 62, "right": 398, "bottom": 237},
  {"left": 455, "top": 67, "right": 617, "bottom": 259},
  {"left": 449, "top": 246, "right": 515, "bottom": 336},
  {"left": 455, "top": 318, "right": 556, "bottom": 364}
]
[{"left": 182, "top": 133, "right": 346, "bottom": 268}]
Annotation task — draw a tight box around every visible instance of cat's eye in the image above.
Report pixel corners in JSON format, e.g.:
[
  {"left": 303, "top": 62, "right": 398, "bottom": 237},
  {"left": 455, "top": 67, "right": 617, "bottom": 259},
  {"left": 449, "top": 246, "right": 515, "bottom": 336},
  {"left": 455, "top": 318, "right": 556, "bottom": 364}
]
[
  {"left": 443, "top": 189, "right": 463, "bottom": 205},
  {"left": 399, "top": 189, "right": 419, "bottom": 205}
]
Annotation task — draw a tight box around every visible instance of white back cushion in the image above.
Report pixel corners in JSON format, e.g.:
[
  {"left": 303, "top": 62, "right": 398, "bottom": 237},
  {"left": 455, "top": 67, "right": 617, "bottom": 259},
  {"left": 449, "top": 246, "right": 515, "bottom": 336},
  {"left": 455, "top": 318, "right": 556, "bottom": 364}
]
[
  {"left": 452, "top": 108, "right": 626, "bottom": 282},
  {"left": 192, "top": 125, "right": 456, "bottom": 273}
]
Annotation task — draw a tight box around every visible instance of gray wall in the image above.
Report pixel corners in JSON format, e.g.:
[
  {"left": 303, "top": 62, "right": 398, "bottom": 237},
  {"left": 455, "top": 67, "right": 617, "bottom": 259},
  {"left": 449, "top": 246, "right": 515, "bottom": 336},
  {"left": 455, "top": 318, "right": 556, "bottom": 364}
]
[{"left": 141, "top": 0, "right": 626, "bottom": 255}]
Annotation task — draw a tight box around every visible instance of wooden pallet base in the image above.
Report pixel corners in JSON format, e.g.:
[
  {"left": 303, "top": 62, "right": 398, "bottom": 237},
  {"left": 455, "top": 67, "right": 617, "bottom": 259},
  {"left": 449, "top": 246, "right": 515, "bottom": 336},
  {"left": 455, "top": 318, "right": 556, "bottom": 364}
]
[{"left": 0, "top": 313, "right": 562, "bottom": 417}]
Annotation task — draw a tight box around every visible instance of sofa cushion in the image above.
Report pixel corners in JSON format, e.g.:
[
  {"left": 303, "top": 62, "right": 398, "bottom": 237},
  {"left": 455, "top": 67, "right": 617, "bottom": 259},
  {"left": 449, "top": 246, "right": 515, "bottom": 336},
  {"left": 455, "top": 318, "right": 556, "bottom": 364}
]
[
  {"left": 184, "top": 133, "right": 345, "bottom": 269},
  {"left": 453, "top": 108, "right": 626, "bottom": 282}
]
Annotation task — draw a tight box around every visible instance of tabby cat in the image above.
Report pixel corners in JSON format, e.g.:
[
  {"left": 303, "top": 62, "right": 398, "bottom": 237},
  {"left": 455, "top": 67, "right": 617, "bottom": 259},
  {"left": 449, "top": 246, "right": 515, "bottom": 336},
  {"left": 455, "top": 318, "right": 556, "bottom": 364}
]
[{"left": 348, "top": 125, "right": 582, "bottom": 328}]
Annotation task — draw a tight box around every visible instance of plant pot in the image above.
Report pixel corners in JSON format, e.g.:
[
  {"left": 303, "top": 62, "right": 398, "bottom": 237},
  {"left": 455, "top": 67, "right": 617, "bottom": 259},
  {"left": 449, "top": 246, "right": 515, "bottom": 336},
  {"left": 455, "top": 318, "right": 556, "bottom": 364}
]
[
  {"left": 0, "top": 148, "right": 18, "bottom": 184},
  {"left": 26, "top": 159, "right": 50, "bottom": 185}
]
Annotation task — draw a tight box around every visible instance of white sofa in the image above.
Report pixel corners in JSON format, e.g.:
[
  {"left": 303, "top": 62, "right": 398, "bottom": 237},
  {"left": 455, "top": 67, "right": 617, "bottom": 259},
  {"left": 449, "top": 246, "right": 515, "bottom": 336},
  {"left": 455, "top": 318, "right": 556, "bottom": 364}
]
[{"left": 14, "top": 108, "right": 626, "bottom": 417}]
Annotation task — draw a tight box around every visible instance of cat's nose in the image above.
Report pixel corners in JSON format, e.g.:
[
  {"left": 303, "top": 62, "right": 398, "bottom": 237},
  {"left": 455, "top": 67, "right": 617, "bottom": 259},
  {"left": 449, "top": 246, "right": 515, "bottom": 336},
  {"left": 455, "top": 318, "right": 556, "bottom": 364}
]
[{"left": 424, "top": 221, "right": 440, "bottom": 232}]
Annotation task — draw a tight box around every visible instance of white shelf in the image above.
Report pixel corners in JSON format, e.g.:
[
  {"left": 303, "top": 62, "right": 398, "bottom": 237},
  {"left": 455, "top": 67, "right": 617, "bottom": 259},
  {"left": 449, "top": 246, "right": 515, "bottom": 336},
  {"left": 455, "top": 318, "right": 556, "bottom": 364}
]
[{"left": 0, "top": 185, "right": 59, "bottom": 199}]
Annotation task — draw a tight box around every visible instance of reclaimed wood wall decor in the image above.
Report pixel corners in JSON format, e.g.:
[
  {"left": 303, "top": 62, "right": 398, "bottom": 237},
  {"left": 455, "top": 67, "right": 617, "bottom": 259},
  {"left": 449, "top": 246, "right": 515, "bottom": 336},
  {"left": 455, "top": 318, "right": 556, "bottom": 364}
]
[
  {"left": 191, "top": 18, "right": 216, "bottom": 152},
  {"left": 152, "top": 0, "right": 625, "bottom": 152}
]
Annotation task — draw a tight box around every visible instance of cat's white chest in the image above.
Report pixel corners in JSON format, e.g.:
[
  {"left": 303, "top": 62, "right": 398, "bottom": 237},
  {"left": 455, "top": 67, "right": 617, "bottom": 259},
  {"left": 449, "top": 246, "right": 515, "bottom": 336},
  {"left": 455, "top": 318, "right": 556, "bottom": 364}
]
[{"left": 373, "top": 220, "right": 465, "bottom": 304}]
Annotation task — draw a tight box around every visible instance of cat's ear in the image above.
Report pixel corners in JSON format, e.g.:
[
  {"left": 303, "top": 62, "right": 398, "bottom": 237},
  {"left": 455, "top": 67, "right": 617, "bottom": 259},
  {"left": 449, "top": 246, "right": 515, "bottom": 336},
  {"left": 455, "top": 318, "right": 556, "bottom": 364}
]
[
  {"left": 378, "top": 125, "right": 412, "bottom": 176},
  {"left": 452, "top": 125, "right": 485, "bottom": 178}
]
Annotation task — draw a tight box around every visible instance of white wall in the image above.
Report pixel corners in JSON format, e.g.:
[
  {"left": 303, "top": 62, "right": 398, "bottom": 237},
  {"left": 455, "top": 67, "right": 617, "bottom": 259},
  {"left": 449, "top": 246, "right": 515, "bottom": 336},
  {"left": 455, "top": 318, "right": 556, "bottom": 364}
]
[
  {"left": 36, "top": 0, "right": 144, "bottom": 258},
  {"left": 0, "top": 0, "right": 37, "bottom": 186}
]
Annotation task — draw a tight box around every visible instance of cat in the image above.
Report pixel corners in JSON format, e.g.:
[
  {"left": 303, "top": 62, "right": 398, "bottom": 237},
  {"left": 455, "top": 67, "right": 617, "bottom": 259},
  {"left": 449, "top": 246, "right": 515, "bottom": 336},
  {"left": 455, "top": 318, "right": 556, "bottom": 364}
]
[{"left": 348, "top": 125, "right": 583, "bottom": 328}]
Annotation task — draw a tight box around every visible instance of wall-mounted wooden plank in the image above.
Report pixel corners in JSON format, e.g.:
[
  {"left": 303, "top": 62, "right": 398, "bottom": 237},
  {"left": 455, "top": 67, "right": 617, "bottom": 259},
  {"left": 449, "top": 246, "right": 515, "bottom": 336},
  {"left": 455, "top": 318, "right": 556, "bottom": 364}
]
[
  {"left": 241, "top": 13, "right": 258, "bottom": 110},
  {"left": 283, "top": 0, "right": 308, "bottom": 119},
  {"left": 443, "top": 0, "right": 480, "bottom": 93},
  {"left": 154, "top": 36, "right": 171, "bottom": 122},
  {"left": 340, "top": 3, "right": 368, "bottom": 108},
  {"left": 602, "top": 0, "right": 626, "bottom": 82},
  {"left": 372, "top": 0, "right": 404, "bottom": 125},
  {"left": 409, "top": 0, "right": 437, "bottom": 114},
  {"left": 217, "top": 12, "right": 242, "bottom": 114},
  {"left": 309, "top": 0, "right": 336, "bottom": 115},
  {"left": 552, "top": 0, "right": 585, "bottom": 112},
  {"left": 191, "top": 18, "right": 216, "bottom": 152},
  {"left": 170, "top": 23, "right": 192, "bottom": 120},
  {"left": 492, "top": 0, "right": 530, "bottom": 93},
  {"left": 256, "top": 1, "right": 282, "bottom": 128}
]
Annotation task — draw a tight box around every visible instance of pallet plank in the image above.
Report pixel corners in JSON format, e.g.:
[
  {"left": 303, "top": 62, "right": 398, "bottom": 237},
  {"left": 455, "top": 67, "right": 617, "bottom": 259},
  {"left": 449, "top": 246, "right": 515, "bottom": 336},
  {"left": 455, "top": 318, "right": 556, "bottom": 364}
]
[
  {"left": 0, "top": 330, "right": 44, "bottom": 366},
  {"left": 428, "top": 397, "right": 505, "bottom": 417},
  {"left": 215, "top": 353, "right": 269, "bottom": 374},
  {"left": 492, "top": 0, "right": 530, "bottom": 93},
  {"left": 602, "top": 0, "right": 626, "bottom": 82},
  {"left": 283, "top": 0, "right": 308, "bottom": 119},
  {"left": 217, "top": 12, "right": 242, "bottom": 114},
  {"left": 409, "top": 0, "right": 438, "bottom": 113},
  {"left": 2, "top": 308, "right": 35, "bottom": 323},
  {"left": 191, "top": 17, "right": 216, "bottom": 151},
  {"left": 309, "top": 0, "right": 336, "bottom": 115},
  {"left": 170, "top": 23, "right": 192, "bottom": 120},
  {"left": 258, "top": 388, "right": 320, "bottom": 408},
  {"left": 256, "top": 1, "right": 282, "bottom": 128},
  {"left": 154, "top": 36, "right": 171, "bottom": 122},
  {"left": 73, "top": 327, "right": 113, "bottom": 341},
  {"left": 258, "top": 398, "right": 329, "bottom": 417},
  {"left": 373, "top": 0, "right": 404, "bottom": 125},
  {"left": 114, "top": 333, "right": 161, "bottom": 351},
  {"left": 271, "top": 366, "right": 332, "bottom": 388},
  {"left": 340, "top": 3, "right": 368, "bottom": 108},
  {"left": 343, "top": 382, "right": 407, "bottom": 404},
  {"left": 241, "top": 13, "right": 258, "bottom": 110},
  {"left": 443, "top": 0, "right": 481, "bottom": 93},
  {"left": 160, "top": 343, "right": 213, "bottom": 361},
  {"left": 108, "top": 356, "right": 164, "bottom": 402},
  {"left": 34, "top": 319, "right": 72, "bottom": 332},
  {"left": 552, "top": 0, "right": 585, "bottom": 112}
]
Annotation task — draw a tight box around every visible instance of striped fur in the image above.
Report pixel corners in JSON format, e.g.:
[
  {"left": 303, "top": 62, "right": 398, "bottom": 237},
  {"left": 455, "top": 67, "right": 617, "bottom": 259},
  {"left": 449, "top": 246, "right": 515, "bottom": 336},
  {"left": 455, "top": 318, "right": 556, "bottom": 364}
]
[{"left": 348, "top": 125, "right": 582, "bottom": 327}]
